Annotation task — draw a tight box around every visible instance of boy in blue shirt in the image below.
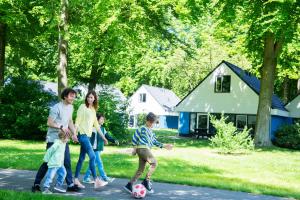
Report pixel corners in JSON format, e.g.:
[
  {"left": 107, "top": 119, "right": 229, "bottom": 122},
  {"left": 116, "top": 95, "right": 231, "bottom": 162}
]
[{"left": 124, "top": 112, "right": 173, "bottom": 194}]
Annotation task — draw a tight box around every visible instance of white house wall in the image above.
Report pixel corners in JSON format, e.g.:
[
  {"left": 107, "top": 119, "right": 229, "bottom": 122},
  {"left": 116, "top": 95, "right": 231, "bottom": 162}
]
[
  {"left": 285, "top": 95, "right": 300, "bottom": 118},
  {"left": 175, "top": 63, "right": 259, "bottom": 114},
  {"left": 128, "top": 86, "right": 167, "bottom": 116}
]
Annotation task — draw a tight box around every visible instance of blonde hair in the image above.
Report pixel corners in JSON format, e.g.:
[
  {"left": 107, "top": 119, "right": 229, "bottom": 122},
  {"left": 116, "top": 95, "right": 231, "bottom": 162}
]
[{"left": 58, "top": 130, "right": 68, "bottom": 141}]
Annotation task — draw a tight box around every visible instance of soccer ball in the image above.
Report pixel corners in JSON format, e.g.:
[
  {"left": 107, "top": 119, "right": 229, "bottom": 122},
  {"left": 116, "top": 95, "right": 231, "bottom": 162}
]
[{"left": 132, "top": 184, "right": 147, "bottom": 199}]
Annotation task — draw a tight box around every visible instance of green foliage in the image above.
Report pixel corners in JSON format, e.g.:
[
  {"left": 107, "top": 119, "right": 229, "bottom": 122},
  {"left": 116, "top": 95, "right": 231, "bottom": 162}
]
[
  {"left": 0, "top": 78, "right": 56, "bottom": 140},
  {"left": 274, "top": 123, "right": 300, "bottom": 150},
  {"left": 137, "top": 113, "right": 147, "bottom": 127},
  {"left": 209, "top": 114, "right": 254, "bottom": 154},
  {"left": 1, "top": 0, "right": 59, "bottom": 80},
  {"left": 97, "top": 90, "right": 130, "bottom": 144}
]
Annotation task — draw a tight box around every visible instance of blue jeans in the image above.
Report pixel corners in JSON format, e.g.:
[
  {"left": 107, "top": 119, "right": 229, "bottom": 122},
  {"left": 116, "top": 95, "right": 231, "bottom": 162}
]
[
  {"left": 84, "top": 151, "right": 107, "bottom": 180},
  {"left": 74, "top": 134, "right": 97, "bottom": 179},
  {"left": 43, "top": 166, "right": 66, "bottom": 188},
  {"left": 34, "top": 143, "right": 74, "bottom": 187}
]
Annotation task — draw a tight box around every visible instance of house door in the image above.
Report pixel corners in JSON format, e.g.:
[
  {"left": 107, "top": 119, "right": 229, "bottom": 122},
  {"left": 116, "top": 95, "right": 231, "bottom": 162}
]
[{"left": 197, "top": 113, "right": 209, "bottom": 132}]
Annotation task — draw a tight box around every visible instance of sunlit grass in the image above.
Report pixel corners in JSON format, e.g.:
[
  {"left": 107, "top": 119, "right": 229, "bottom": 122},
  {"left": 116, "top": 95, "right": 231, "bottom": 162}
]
[
  {"left": 0, "top": 130, "right": 300, "bottom": 199},
  {"left": 0, "top": 189, "right": 94, "bottom": 200}
]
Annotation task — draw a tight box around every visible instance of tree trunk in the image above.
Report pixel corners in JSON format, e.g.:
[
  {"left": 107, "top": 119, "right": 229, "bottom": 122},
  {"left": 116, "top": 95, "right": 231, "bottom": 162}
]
[
  {"left": 88, "top": 65, "right": 98, "bottom": 91},
  {"left": 254, "top": 33, "right": 282, "bottom": 147},
  {"left": 57, "top": 0, "right": 68, "bottom": 97},
  {"left": 88, "top": 48, "right": 104, "bottom": 91},
  {"left": 282, "top": 77, "right": 289, "bottom": 104},
  {"left": 297, "top": 79, "right": 300, "bottom": 94},
  {"left": 88, "top": 64, "right": 104, "bottom": 91},
  {"left": 0, "top": 23, "right": 7, "bottom": 87}
]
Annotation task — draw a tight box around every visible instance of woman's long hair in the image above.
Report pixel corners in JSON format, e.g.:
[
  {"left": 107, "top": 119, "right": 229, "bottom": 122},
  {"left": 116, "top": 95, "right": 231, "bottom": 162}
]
[{"left": 85, "top": 90, "right": 98, "bottom": 110}]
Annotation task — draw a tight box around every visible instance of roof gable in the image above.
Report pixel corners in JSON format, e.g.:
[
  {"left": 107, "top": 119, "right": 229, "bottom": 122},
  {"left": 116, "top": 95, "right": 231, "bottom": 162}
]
[
  {"left": 142, "top": 85, "right": 180, "bottom": 111},
  {"left": 176, "top": 60, "right": 286, "bottom": 111}
]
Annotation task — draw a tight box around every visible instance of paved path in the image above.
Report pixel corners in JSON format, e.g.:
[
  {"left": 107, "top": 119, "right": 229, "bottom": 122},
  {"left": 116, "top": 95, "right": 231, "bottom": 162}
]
[{"left": 0, "top": 169, "right": 293, "bottom": 200}]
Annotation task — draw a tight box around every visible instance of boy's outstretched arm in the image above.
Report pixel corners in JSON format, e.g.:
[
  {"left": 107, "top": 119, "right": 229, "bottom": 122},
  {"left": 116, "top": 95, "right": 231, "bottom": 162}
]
[{"left": 152, "top": 134, "right": 173, "bottom": 150}]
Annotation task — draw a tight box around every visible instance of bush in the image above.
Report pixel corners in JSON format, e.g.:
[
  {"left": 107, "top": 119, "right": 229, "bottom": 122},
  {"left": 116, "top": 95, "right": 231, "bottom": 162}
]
[
  {"left": 98, "top": 90, "right": 130, "bottom": 144},
  {"left": 209, "top": 114, "right": 254, "bottom": 154},
  {"left": 137, "top": 113, "right": 147, "bottom": 127},
  {"left": 274, "top": 123, "right": 300, "bottom": 150},
  {"left": 0, "top": 78, "right": 56, "bottom": 140}
]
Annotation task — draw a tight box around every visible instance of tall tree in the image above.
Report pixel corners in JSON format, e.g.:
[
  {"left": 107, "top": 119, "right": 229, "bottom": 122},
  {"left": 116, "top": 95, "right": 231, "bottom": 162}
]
[
  {"left": 215, "top": 0, "right": 300, "bottom": 147},
  {"left": 0, "top": 23, "right": 6, "bottom": 86},
  {"left": 58, "top": 0, "right": 68, "bottom": 96}
]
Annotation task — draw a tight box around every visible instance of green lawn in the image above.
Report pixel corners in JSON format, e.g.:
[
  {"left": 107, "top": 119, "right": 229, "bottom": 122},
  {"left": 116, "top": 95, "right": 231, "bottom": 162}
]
[
  {"left": 0, "top": 189, "right": 94, "bottom": 200},
  {"left": 0, "top": 129, "right": 300, "bottom": 199}
]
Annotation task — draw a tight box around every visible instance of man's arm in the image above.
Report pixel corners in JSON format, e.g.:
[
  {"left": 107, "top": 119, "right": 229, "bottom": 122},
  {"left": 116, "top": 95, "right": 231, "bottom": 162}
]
[
  {"left": 47, "top": 104, "right": 61, "bottom": 129},
  {"left": 47, "top": 117, "right": 61, "bottom": 129}
]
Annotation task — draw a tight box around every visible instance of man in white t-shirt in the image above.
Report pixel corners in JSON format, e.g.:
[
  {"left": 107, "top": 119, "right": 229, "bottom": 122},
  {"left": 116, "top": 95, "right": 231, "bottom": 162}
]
[{"left": 32, "top": 88, "right": 80, "bottom": 193}]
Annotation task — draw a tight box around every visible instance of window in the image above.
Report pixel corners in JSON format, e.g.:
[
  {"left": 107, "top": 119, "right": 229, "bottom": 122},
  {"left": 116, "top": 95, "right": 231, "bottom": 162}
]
[
  {"left": 139, "top": 93, "right": 146, "bottom": 102},
  {"left": 190, "top": 113, "right": 197, "bottom": 132},
  {"left": 197, "top": 114, "right": 208, "bottom": 129},
  {"left": 247, "top": 115, "right": 256, "bottom": 136},
  {"left": 294, "top": 118, "right": 300, "bottom": 124},
  {"left": 236, "top": 115, "right": 247, "bottom": 130},
  {"left": 247, "top": 115, "right": 256, "bottom": 130},
  {"left": 129, "top": 115, "right": 134, "bottom": 127},
  {"left": 215, "top": 75, "right": 231, "bottom": 93},
  {"left": 224, "top": 114, "right": 236, "bottom": 125}
]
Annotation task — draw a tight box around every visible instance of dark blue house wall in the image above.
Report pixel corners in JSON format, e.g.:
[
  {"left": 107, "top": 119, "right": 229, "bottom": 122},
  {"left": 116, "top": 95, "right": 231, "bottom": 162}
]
[
  {"left": 165, "top": 116, "right": 179, "bottom": 129},
  {"left": 158, "top": 115, "right": 179, "bottom": 129},
  {"left": 270, "top": 115, "right": 293, "bottom": 140},
  {"left": 178, "top": 112, "right": 190, "bottom": 136}
]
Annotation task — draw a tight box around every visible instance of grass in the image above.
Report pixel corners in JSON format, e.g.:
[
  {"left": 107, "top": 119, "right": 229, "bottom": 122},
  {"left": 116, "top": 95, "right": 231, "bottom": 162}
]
[
  {"left": 0, "top": 189, "right": 94, "bottom": 200},
  {"left": 0, "top": 129, "right": 300, "bottom": 199}
]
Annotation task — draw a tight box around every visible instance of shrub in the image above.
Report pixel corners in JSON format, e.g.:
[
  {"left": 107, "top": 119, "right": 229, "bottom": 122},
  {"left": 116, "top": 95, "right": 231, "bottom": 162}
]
[
  {"left": 0, "top": 78, "right": 56, "bottom": 140},
  {"left": 209, "top": 114, "right": 254, "bottom": 154},
  {"left": 137, "top": 113, "right": 147, "bottom": 127},
  {"left": 274, "top": 123, "right": 300, "bottom": 150},
  {"left": 98, "top": 90, "right": 130, "bottom": 144}
]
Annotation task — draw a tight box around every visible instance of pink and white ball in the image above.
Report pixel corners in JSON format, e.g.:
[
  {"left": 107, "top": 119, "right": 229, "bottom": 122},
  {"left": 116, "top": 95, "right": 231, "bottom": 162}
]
[{"left": 132, "top": 184, "right": 147, "bottom": 199}]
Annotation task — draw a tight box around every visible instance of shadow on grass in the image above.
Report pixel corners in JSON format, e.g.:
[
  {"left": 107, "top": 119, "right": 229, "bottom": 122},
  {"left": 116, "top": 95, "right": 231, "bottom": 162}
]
[{"left": 254, "top": 145, "right": 300, "bottom": 153}]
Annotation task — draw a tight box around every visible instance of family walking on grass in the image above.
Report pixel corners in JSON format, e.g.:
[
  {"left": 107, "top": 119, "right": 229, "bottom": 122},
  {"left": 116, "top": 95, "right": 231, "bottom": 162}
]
[{"left": 31, "top": 88, "right": 173, "bottom": 196}]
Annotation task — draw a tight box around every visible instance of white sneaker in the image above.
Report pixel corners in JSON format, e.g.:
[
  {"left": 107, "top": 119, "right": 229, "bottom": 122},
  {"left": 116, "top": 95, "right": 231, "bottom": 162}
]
[
  {"left": 42, "top": 188, "right": 52, "bottom": 194},
  {"left": 74, "top": 178, "right": 85, "bottom": 189},
  {"left": 83, "top": 177, "right": 95, "bottom": 184},
  {"left": 103, "top": 177, "right": 115, "bottom": 183},
  {"left": 94, "top": 178, "right": 108, "bottom": 189},
  {"left": 54, "top": 185, "right": 66, "bottom": 193}
]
